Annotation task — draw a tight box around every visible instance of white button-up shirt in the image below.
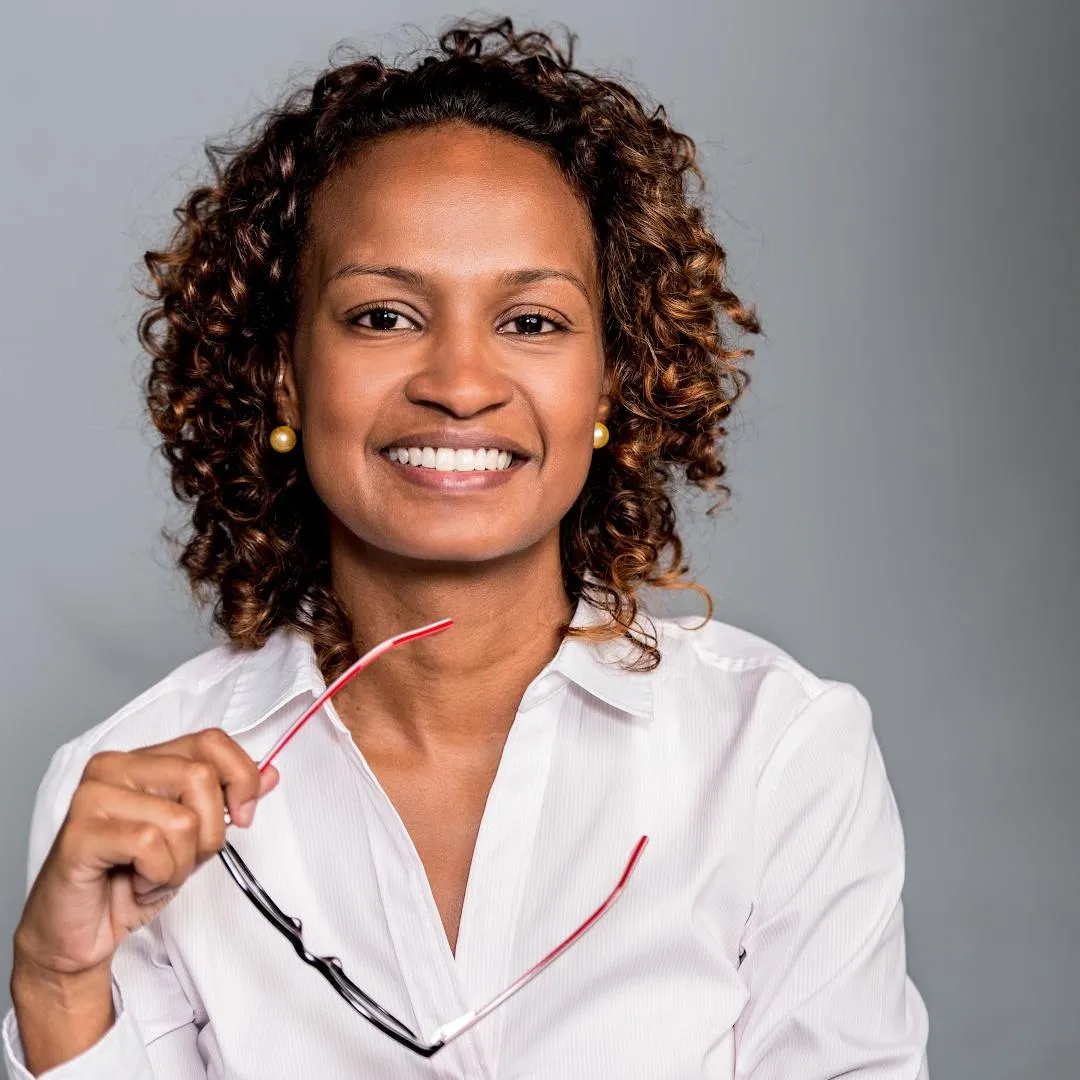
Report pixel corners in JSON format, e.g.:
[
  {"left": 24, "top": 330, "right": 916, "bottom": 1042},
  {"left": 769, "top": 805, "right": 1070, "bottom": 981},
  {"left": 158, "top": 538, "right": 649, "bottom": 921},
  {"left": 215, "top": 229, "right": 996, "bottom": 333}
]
[{"left": 4, "top": 597, "right": 930, "bottom": 1078}]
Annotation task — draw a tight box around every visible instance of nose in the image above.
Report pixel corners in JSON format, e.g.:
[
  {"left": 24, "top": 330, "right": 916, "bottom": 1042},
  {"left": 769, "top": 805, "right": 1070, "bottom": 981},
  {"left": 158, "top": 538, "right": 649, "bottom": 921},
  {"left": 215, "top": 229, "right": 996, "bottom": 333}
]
[{"left": 403, "top": 318, "right": 514, "bottom": 419}]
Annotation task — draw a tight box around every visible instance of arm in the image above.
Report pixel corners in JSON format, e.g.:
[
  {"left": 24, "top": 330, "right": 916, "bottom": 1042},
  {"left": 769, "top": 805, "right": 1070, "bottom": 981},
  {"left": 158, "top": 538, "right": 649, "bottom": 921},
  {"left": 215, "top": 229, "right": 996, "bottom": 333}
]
[
  {"left": 4, "top": 742, "right": 207, "bottom": 1080},
  {"left": 733, "top": 682, "right": 930, "bottom": 1079}
]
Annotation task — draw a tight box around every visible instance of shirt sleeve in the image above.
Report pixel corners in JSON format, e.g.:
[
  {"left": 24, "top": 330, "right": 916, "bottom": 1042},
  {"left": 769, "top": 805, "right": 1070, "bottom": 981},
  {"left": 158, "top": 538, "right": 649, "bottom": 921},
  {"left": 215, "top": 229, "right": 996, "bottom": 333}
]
[
  {"left": 3, "top": 740, "right": 207, "bottom": 1079},
  {"left": 3, "top": 981, "right": 150, "bottom": 1080},
  {"left": 734, "top": 681, "right": 931, "bottom": 1079}
]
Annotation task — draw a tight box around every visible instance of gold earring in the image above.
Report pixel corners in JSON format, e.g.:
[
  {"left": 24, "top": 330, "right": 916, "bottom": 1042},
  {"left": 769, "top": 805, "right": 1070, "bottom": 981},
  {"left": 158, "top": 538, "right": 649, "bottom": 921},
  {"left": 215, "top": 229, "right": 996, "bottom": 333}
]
[
  {"left": 270, "top": 424, "right": 297, "bottom": 453},
  {"left": 592, "top": 421, "right": 610, "bottom": 449}
]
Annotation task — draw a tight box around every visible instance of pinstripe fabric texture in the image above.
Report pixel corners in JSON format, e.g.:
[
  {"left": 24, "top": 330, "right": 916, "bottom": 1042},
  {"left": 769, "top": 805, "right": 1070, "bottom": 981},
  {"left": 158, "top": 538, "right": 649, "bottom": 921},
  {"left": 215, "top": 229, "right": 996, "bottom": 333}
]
[{"left": 4, "top": 597, "right": 929, "bottom": 1078}]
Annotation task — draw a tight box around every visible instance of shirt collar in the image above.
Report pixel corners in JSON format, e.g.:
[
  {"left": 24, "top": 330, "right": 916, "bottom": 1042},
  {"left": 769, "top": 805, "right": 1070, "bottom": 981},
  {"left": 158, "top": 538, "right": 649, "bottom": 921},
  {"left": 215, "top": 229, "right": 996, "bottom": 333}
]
[
  {"left": 546, "top": 592, "right": 655, "bottom": 720},
  {"left": 220, "top": 625, "right": 325, "bottom": 739},
  {"left": 220, "top": 591, "right": 656, "bottom": 738}
]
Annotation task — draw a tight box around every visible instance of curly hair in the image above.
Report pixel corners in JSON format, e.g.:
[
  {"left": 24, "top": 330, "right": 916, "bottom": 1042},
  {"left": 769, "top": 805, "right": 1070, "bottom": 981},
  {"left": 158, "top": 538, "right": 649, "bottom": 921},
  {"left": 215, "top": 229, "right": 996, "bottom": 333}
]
[{"left": 137, "top": 15, "right": 762, "bottom": 684}]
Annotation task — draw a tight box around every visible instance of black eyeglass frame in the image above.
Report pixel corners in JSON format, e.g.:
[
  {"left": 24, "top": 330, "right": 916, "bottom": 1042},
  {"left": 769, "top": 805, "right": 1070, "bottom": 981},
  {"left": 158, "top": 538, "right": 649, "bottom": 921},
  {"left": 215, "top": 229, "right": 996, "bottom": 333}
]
[
  {"left": 217, "top": 832, "right": 647, "bottom": 1057},
  {"left": 217, "top": 838, "right": 445, "bottom": 1055}
]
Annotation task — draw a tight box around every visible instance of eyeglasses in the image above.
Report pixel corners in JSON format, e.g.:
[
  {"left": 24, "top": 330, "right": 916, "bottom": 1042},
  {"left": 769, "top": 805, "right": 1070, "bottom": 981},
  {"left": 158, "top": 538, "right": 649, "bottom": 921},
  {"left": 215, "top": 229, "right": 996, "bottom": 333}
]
[{"left": 217, "top": 618, "right": 649, "bottom": 1057}]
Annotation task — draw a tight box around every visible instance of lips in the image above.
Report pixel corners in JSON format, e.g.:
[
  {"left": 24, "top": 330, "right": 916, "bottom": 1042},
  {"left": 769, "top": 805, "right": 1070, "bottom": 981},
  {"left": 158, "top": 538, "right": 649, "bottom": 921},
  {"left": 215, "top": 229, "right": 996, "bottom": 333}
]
[{"left": 378, "top": 444, "right": 525, "bottom": 491}]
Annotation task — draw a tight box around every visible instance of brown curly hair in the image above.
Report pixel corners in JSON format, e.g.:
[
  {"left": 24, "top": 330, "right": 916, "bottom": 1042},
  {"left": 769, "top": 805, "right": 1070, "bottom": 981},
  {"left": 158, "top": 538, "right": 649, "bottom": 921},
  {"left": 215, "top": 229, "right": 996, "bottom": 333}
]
[{"left": 137, "top": 15, "right": 762, "bottom": 684}]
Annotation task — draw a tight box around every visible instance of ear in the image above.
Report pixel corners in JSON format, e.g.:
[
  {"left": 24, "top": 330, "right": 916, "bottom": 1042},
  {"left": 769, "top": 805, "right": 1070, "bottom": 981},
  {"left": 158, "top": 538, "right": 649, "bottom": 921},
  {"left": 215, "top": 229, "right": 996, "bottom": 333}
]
[{"left": 273, "top": 331, "right": 302, "bottom": 430}]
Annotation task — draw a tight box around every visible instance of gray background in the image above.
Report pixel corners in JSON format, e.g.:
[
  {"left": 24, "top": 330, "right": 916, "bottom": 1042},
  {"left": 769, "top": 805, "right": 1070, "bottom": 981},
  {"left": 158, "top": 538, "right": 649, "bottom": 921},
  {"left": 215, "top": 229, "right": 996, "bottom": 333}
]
[{"left": 2, "top": 1, "right": 1077, "bottom": 1075}]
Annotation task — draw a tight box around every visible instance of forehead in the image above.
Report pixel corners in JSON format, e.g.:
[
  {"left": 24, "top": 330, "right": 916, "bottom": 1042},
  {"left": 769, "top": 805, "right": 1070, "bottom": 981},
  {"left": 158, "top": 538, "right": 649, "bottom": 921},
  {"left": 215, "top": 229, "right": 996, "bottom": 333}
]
[{"left": 303, "top": 123, "right": 597, "bottom": 289}]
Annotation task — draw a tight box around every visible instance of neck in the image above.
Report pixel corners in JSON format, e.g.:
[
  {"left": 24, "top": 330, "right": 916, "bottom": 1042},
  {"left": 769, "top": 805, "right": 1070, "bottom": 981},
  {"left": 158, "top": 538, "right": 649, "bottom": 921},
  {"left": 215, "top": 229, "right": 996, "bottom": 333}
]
[{"left": 326, "top": 520, "right": 574, "bottom": 756}]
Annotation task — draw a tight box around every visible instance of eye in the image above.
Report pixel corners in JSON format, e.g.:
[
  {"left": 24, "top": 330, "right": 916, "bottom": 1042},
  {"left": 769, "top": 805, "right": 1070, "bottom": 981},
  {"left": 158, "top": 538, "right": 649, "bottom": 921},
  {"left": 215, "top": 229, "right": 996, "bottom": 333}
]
[
  {"left": 347, "top": 306, "right": 418, "bottom": 332},
  {"left": 498, "top": 311, "right": 569, "bottom": 336}
]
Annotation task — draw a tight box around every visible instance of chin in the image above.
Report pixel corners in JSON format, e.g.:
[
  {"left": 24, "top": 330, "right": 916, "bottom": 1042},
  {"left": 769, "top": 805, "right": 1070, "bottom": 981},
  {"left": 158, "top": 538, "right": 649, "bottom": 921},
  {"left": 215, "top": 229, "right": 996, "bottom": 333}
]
[
  {"left": 374, "top": 530, "right": 514, "bottom": 564},
  {"left": 378, "top": 522, "right": 550, "bottom": 567}
]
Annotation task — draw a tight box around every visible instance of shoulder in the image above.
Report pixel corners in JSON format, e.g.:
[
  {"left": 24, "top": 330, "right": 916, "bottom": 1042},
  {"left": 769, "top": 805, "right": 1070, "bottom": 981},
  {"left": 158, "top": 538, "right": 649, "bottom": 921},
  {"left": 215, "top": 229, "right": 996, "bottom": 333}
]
[
  {"left": 21, "top": 636, "right": 260, "bottom": 887},
  {"left": 647, "top": 613, "right": 877, "bottom": 776},
  {"left": 68, "top": 637, "right": 252, "bottom": 758},
  {"left": 653, "top": 612, "right": 828, "bottom": 691}
]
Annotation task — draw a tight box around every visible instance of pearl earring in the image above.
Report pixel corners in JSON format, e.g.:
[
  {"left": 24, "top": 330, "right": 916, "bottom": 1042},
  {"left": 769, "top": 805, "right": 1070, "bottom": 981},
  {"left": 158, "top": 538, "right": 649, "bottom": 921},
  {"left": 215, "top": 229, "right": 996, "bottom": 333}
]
[
  {"left": 593, "top": 421, "right": 610, "bottom": 449},
  {"left": 270, "top": 424, "right": 297, "bottom": 453}
]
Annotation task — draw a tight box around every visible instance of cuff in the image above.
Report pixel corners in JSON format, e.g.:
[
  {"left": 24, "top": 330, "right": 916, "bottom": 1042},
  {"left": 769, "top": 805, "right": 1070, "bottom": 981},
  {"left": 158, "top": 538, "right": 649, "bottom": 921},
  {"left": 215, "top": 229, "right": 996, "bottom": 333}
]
[{"left": 3, "top": 980, "right": 154, "bottom": 1080}]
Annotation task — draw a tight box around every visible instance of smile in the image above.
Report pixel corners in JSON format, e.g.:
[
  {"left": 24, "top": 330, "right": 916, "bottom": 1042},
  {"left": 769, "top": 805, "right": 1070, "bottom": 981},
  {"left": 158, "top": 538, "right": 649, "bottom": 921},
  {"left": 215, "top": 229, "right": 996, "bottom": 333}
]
[
  {"left": 379, "top": 446, "right": 526, "bottom": 491},
  {"left": 385, "top": 446, "right": 514, "bottom": 471}
]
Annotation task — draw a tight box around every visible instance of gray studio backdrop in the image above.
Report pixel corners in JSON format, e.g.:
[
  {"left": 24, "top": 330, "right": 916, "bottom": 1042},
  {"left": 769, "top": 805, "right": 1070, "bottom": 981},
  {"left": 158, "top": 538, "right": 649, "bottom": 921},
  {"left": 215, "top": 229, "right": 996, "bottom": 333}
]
[{"left": 2, "top": 2, "right": 1077, "bottom": 1076}]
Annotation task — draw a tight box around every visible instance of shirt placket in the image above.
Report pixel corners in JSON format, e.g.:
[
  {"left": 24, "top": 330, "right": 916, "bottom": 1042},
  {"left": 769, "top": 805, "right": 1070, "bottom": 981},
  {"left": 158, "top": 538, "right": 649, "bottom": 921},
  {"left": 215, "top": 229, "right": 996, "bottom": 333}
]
[
  {"left": 321, "top": 698, "right": 491, "bottom": 1079},
  {"left": 450, "top": 680, "right": 564, "bottom": 1073}
]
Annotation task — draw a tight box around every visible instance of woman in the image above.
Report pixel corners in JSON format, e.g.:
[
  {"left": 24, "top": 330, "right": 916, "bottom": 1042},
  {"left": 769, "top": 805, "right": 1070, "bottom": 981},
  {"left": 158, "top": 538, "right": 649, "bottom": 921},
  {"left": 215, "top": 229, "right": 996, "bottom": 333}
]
[{"left": 5, "top": 16, "right": 930, "bottom": 1079}]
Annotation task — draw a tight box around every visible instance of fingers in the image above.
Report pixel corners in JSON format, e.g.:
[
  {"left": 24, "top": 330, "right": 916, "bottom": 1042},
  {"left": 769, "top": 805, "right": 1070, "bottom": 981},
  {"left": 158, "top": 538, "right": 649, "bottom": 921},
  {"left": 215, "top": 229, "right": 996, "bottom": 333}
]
[
  {"left": 63, "top": 782, "right": 200, "bottom": 897},
  {"left": 142, "top": 728, "right": 279, "bottom": 826},
  {"left": 76, "top": 729, "right": 280, "bottom": 866},
  {"left": 82, "top": 752, "right": 229, "bottom": 856},
  {"left": 14, "top": 729, "right": 283, "bottom": 984}
]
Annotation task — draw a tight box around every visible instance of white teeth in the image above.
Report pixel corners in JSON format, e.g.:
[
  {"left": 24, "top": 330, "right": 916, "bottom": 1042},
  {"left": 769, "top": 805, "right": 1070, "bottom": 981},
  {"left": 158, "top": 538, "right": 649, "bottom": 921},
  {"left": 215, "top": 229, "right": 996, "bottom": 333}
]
[{"left": 386, "top": 446, "right": 516, "bottom": 472}]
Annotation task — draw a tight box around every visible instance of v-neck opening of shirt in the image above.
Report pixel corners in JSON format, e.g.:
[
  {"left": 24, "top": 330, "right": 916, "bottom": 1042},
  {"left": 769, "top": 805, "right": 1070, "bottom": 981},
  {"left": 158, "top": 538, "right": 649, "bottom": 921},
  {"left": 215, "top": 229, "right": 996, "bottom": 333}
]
[
  {"left": 320, "top": 690, "right": 564, "bottom": 1077},
  {"left": 453, "top": 680, "right": 565, "bottom": 979}
]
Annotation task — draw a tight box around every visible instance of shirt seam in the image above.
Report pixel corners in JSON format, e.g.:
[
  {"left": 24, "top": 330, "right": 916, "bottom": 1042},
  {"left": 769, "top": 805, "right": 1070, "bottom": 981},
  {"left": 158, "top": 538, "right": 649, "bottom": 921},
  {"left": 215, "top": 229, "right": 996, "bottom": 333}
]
[
  {"left": 67, "top": 646, "right": 252, "bottom": 756},
  {"left": 674, "top": 627, "right": 830, "bottom": 701}
]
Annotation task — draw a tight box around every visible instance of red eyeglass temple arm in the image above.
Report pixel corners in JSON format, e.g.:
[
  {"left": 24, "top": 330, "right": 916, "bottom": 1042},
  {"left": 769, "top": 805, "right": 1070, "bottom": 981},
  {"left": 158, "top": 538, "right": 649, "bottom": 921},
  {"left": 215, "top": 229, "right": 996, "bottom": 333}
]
[
  {"left": 426, "top": 833, "right": 650, "bottom": 1048},
  {"left": 254, "top": 618, "right": 455, "bottom": 774}
]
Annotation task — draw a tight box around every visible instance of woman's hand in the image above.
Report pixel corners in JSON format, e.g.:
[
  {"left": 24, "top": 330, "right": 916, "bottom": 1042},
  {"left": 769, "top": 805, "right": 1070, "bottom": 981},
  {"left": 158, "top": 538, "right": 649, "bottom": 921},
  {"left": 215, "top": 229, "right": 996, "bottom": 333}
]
[
  {"left": 12, "top": 728, "right": 279, "bottom": 983},
  {"left": 10, "top": 728, "right": 279, "bottom": 1073}
]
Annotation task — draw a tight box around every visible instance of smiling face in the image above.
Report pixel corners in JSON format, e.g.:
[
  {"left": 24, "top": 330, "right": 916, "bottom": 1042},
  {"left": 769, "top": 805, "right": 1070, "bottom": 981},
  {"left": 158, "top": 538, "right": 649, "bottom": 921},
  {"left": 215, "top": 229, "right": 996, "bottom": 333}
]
[{"left": 278, "top": 121, "right": 611, "bottom": 566}]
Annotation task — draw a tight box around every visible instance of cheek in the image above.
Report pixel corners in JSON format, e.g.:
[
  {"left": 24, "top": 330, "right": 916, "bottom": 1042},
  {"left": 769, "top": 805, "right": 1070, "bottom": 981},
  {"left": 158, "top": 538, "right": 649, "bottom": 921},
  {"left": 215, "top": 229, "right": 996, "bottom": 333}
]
[
  {"left": 533, "top": 383, "right": 602, "bottom": 496},
  {"left": 295, "top": 364, "right": 389, "bottom": 510},
  {"left": 300, "top": 356, "right": 386, "bottom": 445},
  {"left": 535, "top": 359, "right": 602, "bottom": 437}
]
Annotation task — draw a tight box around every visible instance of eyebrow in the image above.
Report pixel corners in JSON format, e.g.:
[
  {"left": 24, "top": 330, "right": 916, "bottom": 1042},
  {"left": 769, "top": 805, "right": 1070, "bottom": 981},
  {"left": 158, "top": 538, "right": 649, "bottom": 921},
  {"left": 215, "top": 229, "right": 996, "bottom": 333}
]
[{"left": 323, "top": 262, "right": 592, "bottom": 303}]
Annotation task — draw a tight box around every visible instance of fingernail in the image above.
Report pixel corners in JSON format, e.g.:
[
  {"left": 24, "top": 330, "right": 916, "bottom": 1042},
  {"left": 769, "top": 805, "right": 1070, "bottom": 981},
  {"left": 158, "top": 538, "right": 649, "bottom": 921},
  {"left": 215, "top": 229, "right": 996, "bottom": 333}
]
[{"left": 236, "top": 799, "right": 257, "bottom": 827}]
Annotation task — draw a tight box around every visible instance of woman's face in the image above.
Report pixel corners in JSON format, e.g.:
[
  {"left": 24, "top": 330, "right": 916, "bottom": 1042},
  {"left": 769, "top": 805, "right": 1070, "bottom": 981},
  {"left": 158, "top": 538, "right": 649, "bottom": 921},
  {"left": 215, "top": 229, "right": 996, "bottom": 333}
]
[{"left": 281, "top": 121, "right": 610, "bottom": 566}]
